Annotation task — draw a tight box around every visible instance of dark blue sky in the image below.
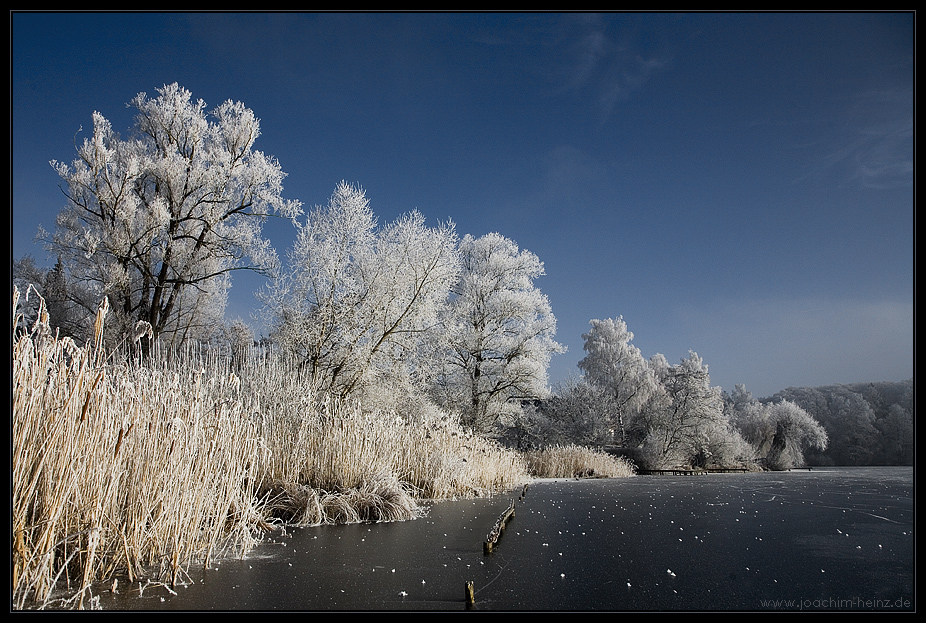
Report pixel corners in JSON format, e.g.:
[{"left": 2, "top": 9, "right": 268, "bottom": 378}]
[{"left": 11, "top": 12, "right": 913, "bottom": 397}]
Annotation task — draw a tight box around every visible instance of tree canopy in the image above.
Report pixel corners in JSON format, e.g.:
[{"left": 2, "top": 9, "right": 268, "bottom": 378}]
[
  {"left": 44, "top": 83, "right": 302, "bottom": 347},
  {"left": 430, "top": 233, "right": 565, "bottom": 433},
  {"left": 264, "top": 181, "right": 459, "bottom": 399}
]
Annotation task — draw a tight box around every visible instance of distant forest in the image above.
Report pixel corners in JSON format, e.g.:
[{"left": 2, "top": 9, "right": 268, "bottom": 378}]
[{"left": 764, "top": 379, "right": 913, "bottom": 466}]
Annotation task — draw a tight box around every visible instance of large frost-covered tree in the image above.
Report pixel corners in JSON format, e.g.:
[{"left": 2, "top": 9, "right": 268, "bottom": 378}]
[
  {"left": 728, "top": 388, "right": 828, "bottom": 470},
  {"left": 43, "top": 83, "right": 302, "bottom": 347},
  {"left": 577, "top": 317, "right": 658, "bottom": 445},
  {"left": 265, "top": 182, "right": 459, "bottom": 398},
  {"left": 431, "top": 233, "right": 564, "bottom": 434},
  {"left": 637, "top": 351, "right": 746, "bottom": 469}
]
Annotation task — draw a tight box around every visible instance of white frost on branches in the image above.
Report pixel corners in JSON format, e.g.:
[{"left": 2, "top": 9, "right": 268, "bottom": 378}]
[
  {"left": 264, "top": 182, "right": 459, "bottom": 398},
  {"left": 578, "top": 317, "right": 657, "bottom": 445},
  {"left": 432, "top": 233, "right": 565, "bottom": 433},
  {"left": 265, "top": 192, "right": 564, "bottom": 430},
  {"left": 45, "top": 83, "right": 302, "bottom": 347}
]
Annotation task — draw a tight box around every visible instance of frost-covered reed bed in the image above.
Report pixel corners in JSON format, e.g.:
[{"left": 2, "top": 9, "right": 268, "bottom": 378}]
[
  {"left": 524, "top": 444, "right": 637, "bottom": 479},
  {"left": 13, "top": 289, "right": 268, "bottom": 609},
  {"left": 11, "top": 286, "right": 529, "bottom": 609}
]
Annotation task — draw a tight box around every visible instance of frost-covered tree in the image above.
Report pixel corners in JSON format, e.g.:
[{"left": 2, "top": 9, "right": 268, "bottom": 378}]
[
  {"left": 43, "top": 83, "right": 302, "bottom": 348},
  {"left": 12, "top": 255, "right": 93, "bottom": 342},
  {"left": 577, "top": 317, "right": 658, "bottom": 445},
  {"left": 431, "top": 233, "right": 564, "bottom": 434},
  {"left": 210, "top": 317, "right": 256, "bottom": 368},
  {"left": 726, "top": 383, "right": 755, "bottom": 416},
  {"left": 12, "top": 256, "right": 51, "bottom": 335},
  {"left": 729, "top": 381, "right": 911, "bottom": 467},
  {"left": 761, "top": 400, "right": 828, "bottom": 470},
  {"left": 265, "top": 182, "right": 459, "bottom": 398},
  {"left": 637, "top": 351, "right": 738, "bottom": 469},
  {"left": 730, "top": 394, "right": 828, "bottom": 470},
  {"left": 534, "top": 375, "right": 617, "bottom": 447}
]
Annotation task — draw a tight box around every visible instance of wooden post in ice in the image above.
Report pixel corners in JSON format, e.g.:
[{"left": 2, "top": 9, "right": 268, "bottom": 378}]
[
  {"left": 483, "top": 501, "right": 516, "bottom": 553},
  {"left": 465, "top": 581, "right": 475, "bottom": 606}
]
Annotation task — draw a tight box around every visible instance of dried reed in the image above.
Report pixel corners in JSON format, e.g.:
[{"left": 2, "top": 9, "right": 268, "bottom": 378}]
[
  {"left": 12, "top": 286, "right": 530, "bottom": 609},
  {"left": 524, "top": 444, "right": 637, "bottom": 479},
  {"left": 13, "top": 287, "right": 265, "bottom": 609}
]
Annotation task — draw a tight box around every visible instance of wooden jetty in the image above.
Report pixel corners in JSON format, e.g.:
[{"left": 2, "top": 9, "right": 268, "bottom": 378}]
[
  {"left": 637, "top": 467, "right": 750, "bottom": 475},
  {"left": 637, "top": 468, "right": 707, "bottom": 476}
]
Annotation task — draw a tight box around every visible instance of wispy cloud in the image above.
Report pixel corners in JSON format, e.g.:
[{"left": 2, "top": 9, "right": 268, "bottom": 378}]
[
  {"left": 554, "top": 15, "right": 670, "bottom": 125},
  {"left": 806, "top": 88, "right": 913, "bottom": 190},
  {"left": 488, "top": 14, "right": 671, "bottom": 126}
]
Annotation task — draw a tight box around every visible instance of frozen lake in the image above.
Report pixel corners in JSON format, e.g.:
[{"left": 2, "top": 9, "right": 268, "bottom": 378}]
[{"left": 101, "top": 467, "right": 914, "bottom": 611}]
